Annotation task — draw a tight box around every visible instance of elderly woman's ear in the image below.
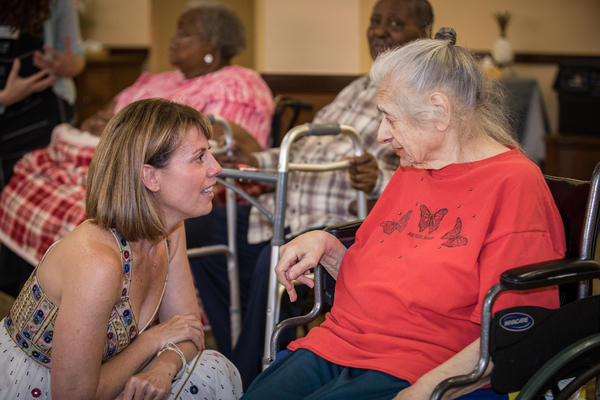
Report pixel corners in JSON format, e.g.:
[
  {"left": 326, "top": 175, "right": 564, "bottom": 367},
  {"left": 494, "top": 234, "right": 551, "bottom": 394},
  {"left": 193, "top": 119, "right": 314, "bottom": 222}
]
[{"left": 429, "top": 92, "right": 451, "bottom": 132}]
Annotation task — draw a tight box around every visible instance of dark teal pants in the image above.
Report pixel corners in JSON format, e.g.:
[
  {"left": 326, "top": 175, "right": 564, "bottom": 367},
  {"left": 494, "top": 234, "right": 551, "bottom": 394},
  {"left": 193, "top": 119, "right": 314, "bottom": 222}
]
[
  {"left": 243, "top": 349, "right": 411, "bottom": 400},
  {"left": 244, "top": 349, "right": 509, "bottom": 400}
]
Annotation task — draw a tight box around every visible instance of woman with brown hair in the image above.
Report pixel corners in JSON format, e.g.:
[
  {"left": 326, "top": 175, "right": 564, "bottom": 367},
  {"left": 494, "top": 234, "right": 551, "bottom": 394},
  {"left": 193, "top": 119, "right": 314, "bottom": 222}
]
[{"left": 0, "top": 99, "right": 242, "bottom": 399}]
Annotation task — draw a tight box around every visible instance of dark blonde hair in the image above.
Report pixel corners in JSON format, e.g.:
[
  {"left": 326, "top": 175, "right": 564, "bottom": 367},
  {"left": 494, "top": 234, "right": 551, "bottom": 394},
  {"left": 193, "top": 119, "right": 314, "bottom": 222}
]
[{"left": 86, "top": 98, "right": 213, "bottom": 242}]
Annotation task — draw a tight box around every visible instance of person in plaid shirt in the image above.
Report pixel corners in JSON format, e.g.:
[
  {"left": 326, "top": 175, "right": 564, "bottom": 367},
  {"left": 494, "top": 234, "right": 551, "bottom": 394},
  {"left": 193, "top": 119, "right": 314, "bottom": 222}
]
[{"left": 184, "top": 0, "right": 434, "bottom": 390}]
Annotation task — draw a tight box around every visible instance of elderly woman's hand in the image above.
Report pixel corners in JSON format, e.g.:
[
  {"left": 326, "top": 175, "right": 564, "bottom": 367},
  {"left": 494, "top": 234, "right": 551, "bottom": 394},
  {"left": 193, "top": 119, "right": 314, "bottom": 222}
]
[
  {"left": 275, "top": 231, "right": 347, "bottom": 302},
  {"left": 346, "top": 152, "right": 379, "bottom": 194}
]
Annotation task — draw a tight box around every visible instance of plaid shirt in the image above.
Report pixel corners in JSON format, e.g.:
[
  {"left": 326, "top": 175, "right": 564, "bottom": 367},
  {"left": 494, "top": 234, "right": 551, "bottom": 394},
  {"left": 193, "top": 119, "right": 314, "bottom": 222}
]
[
  {"left": 114, "top": 65, "right": 274, "bottom": 149},
  {"left": 248, "top": 75, "right": 399, "bottom": 244}
]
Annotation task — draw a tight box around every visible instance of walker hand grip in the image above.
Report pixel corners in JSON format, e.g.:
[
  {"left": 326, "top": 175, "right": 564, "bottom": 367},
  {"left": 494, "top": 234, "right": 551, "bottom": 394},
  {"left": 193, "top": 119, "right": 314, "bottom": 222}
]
[
  {"left": 304, "top": 123, "right": 342, "bottom": 136},
  {"left": 206, "top": 114, "right": 216, "bottom": 124}
]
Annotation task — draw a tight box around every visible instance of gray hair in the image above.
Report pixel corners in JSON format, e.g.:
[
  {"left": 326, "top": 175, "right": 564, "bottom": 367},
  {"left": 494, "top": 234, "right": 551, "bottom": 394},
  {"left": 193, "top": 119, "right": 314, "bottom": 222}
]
[
  {"left": 185, "top": 1, "right": 247, "bottom": 60},
  {"left": 370, "top": 27, "right": 518, "bottom": 150}
]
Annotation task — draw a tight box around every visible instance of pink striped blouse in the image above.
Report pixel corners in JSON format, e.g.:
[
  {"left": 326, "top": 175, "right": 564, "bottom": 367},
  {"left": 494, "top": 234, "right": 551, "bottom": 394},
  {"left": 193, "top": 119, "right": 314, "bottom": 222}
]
[{"left": 114, "top": 65, "right": 274, "bottom": 149}]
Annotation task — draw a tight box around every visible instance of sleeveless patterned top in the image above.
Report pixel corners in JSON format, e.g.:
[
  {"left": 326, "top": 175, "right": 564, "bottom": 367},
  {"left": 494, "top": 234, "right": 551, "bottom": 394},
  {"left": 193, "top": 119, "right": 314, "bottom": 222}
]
[{"left": 3, "top": 228, "right": 169, "bottom": 368}]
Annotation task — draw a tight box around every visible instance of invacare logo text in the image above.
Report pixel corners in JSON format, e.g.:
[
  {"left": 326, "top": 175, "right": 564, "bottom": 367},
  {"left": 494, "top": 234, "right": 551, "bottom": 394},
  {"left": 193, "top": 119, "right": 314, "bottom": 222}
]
[{"left": 500, "top": 313, "right": 534, "bottom": 332}]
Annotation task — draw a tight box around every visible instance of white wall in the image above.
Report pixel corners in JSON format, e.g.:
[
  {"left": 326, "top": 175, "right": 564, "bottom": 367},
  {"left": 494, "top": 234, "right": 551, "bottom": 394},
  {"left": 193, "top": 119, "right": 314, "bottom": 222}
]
[
  {"left": 427, "top": 0, "right": 600, "bottom": 54},
  {"left": 82, "top": 0, "right": 150, "bottom": 47},
  {"left": 257, "top": 0, "right": 362, "bottom": 74}
]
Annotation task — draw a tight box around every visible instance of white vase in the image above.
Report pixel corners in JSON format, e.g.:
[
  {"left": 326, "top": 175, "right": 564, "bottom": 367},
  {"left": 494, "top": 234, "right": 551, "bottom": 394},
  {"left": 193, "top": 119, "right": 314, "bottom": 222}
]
[{"left": 491, "top": 36, "right": 514, "bottom": 66}]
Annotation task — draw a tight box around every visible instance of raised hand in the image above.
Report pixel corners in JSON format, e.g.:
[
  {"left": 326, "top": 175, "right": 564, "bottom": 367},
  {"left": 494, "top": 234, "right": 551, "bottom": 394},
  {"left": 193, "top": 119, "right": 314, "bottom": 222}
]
[
  {"left": 32, "top": 37, "right": 85, "bottom": 78},
  {"left": 0, "top": 58, "right": 56, "bottom": 106}
]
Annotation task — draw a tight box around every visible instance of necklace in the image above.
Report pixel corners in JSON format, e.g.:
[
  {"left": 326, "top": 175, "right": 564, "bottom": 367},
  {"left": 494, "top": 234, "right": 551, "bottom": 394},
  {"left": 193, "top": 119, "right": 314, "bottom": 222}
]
[
  {"left": 147, "top": 244, "right": 159, "bottom": 268},
  {"left": 151, "top": 248, "right": 158, "bottom": 268}
]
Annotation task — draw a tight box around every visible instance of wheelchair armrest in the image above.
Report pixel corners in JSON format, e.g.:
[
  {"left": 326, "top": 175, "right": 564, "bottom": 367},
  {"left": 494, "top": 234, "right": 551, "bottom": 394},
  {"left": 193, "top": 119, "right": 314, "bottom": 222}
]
[
  {"left": 324, "top": 219, "right": 364, "bottom": 240},
  {"left": 270, "top": 222, "right": 363, "bottom": 360},
  {"left": 501, "top": 258, "right": 600, "bottom": 291},
  {"left": 270, "top": 263, "right": 329, "bottom": 361}
]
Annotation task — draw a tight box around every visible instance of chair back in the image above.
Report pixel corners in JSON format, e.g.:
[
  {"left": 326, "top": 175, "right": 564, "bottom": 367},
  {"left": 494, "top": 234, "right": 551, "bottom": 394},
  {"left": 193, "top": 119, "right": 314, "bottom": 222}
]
[
  {"left": 545, "top": 176, "right": 591, "bottom": 259},
  {"left": 270, "top": 96, "right": 313, "bottom": 147},
  {"left": 544, "top": 165, "right": 600, "bottom": 304},
  {"left": 488, "top": 165, "right": 600, "bottom": 393}
]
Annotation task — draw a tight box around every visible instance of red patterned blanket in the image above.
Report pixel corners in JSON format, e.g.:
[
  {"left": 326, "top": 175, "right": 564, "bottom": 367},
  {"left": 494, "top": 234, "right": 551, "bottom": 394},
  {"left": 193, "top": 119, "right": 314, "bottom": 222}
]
[{"left": 0, "top": 125, "right": 98, "bottom": 264}]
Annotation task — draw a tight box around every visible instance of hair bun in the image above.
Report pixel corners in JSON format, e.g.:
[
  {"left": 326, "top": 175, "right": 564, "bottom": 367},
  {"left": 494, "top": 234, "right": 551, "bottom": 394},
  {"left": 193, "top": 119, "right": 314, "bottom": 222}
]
[{"left": 434, "top": 27, "right": 457, "bottom": 45}]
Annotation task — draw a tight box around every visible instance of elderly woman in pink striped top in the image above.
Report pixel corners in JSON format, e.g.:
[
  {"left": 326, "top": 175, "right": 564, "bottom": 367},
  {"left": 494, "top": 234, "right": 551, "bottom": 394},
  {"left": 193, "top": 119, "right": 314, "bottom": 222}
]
[{"left": 81, "top": 1, "right": 273, "bottom": 152}]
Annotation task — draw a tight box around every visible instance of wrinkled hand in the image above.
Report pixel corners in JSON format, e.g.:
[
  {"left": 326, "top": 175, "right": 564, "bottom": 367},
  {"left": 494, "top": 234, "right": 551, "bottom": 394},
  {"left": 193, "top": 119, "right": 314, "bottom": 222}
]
[
  {"left": 344, "top": 153, "right": 378, "bottom": 194},
  {"left": 32, "top": 37, "right": 84, "bottom": 78},
  {"left": 275, "top": 231, "right": 347, "bottom": 302},
  {"left": 0, "top": 58, "right": 56, "bottom": 106},
  {"left": 115, "top": 364, "right": 173, "bottom": 400},
  {"left": 149, "top": 314, "right": 205, "bottom": 352}
]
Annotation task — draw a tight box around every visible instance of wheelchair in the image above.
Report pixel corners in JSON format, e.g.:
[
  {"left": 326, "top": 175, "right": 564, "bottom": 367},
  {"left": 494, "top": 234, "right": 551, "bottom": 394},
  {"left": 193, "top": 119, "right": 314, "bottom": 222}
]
[
  {"left": 187, "top": 117, "right": 368, "bottom": 366},
  {"left": 270, "top": 162, "right": 600, "bottom": 400}
]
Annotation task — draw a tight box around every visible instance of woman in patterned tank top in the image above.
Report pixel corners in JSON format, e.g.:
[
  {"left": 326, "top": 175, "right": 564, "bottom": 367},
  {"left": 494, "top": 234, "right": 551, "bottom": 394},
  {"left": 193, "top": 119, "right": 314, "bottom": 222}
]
[{"left": 0, "top": 98, "right": 243, "bottom": 399}]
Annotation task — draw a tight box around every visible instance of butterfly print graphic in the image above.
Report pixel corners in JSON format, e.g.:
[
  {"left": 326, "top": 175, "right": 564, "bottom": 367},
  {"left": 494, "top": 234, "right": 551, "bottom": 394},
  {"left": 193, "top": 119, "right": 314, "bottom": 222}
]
[
  {"left": 418, "top": 205, "right": 448, "bottom": 234},
  {"left": 441, "top": 217, "right": 468, "bottom": 247},
  {"left": 380, "top": 210, "right": 413, "bottom": 235}
]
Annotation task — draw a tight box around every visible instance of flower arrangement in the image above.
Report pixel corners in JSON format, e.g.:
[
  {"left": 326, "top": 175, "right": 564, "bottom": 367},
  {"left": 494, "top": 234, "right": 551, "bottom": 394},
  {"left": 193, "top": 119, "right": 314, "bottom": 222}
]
[
  {"left": 491, "top": 11, "right": 514, "bottom": 67},
  {"left": 493, "top": 11, "right": 511, "bottom": 38}
]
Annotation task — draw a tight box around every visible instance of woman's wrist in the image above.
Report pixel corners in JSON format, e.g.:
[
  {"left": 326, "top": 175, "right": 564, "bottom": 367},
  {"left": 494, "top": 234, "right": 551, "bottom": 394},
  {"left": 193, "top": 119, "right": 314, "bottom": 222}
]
[
  {"left": 0, "top": 88, "right": 13, "bottom": 107},
  {"left": 157, "top": 342, "right": 188, "bottom": 380}
]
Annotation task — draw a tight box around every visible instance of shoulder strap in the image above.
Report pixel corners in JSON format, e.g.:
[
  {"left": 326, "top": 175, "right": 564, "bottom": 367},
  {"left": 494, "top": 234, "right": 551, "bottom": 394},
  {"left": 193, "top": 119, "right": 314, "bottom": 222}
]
[{"left": 109, "top": 229, "right": 133, "bottom": 296}]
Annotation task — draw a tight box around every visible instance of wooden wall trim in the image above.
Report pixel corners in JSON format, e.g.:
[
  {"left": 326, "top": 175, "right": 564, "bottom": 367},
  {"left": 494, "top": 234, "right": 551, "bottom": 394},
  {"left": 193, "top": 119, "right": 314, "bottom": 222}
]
[
  {"left": 473, "top": 52, "right": 600, "bottom": 65},
  {"left": 261, "top": 74, "right": 360, "bottom": 95},
  {"left": 107, "top": 47, "right": 149, "bottom": 58},
  {"left": 262, "top": 53, "right": 600, "bottom": 95}
]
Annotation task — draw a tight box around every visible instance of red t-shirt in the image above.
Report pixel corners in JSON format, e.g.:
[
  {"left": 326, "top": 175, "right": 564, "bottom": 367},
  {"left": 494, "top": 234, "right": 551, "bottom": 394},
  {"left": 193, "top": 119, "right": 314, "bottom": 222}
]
[{"left": 289, "top": 147, "right": 565, "bottom": 384}]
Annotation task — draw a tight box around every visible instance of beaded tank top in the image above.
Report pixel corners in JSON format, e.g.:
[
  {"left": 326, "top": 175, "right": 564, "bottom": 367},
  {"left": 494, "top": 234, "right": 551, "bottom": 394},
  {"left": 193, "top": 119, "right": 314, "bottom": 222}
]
[{"left": 3, "top": 227, "right": 170, "bottom": 368}]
